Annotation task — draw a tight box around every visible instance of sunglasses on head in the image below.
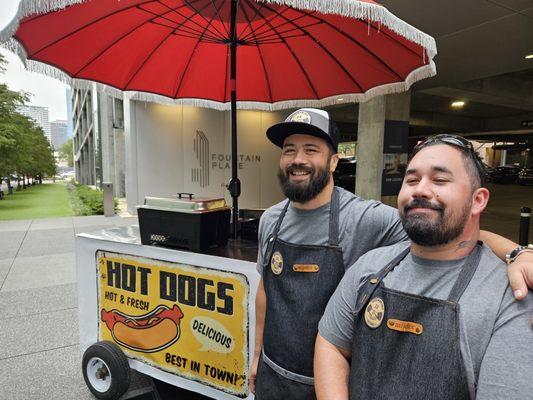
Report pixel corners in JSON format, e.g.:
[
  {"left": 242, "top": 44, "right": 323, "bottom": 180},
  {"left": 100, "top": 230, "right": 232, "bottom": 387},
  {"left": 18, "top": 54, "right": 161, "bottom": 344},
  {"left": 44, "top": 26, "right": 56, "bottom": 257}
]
[{"left": 414, "top": 134, "right": 474, "bottom": 152}]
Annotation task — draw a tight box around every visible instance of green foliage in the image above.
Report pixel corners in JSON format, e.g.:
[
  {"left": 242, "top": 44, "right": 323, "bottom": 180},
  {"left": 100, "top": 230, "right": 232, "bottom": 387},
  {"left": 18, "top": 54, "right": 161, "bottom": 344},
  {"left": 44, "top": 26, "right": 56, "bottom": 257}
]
[
  {"left": 59, "top": 138, "right": 74, "bottom": 167},
  {"left": 0, "top": 54, "right": 56, "bottom": 183},
  {"left": 68, "top": 182, "right": 107, "bottom": 215}
]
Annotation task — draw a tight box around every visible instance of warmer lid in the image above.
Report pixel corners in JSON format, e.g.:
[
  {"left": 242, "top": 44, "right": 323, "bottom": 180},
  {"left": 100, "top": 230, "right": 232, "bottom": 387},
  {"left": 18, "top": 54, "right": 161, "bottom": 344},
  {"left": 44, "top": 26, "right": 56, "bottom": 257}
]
[{"left": 141, "top": 193, "right": 228, "bottom": 213}]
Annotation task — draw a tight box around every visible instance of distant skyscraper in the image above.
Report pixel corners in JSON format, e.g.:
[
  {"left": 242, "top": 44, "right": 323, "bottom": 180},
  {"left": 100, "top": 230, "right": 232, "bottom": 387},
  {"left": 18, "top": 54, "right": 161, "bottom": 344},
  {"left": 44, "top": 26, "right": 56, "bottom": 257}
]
[
  {"left": 50, "top": 120, "right": 68, "bottom": 150},
  {"left": 16, "top": 105, "right": 51, "bottom": 142},
  {"left": 66, "top": 88, "right": 73, "bottom": 138}
]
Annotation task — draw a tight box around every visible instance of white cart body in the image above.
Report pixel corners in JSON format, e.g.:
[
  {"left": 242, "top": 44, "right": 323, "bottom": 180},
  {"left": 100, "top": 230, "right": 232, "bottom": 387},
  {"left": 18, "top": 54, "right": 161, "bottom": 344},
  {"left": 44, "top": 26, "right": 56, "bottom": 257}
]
[{"left": 77, "top": 227, "right": 260, "bottom": 399}]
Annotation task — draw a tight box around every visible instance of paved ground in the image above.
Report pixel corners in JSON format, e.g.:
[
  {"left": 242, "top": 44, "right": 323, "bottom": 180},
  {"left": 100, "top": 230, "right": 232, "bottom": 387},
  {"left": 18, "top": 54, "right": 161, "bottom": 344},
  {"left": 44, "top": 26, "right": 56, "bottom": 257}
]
[
  {"left": 0, "top": 215, "right": 137, "bottom": 400},
  {"left": 0, "top": 182, "right": 530, "bottom": 400}
]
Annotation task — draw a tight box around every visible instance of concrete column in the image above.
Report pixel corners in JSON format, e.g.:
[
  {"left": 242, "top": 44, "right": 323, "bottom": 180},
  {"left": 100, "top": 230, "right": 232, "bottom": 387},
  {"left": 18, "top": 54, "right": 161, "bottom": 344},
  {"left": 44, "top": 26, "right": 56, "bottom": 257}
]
[
  {"left": 99, "top": 94, "right": 115, "bottom": 185},
  {"left": 113, "top": 99, "right": 126, "bottom": 198},
  {"left": 124, "top": 97, "right": 140, "bottom": 215},
  {"left": 356, "top": 92, "right": 410, "bottom": 203}
]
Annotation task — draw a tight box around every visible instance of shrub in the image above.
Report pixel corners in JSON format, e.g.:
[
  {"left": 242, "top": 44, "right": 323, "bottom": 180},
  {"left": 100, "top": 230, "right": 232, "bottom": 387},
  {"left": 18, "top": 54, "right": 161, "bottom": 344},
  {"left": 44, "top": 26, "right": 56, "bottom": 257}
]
[{"left": 66, "top": 181, "right": 118, "bottom": 216}]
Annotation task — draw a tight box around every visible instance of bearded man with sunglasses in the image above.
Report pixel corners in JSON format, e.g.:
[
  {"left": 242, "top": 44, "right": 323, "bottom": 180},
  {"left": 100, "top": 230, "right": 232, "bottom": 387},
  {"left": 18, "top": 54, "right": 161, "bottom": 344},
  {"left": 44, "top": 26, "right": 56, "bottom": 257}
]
[
  {"left": 250, "top": 108, "right": 533, "bottom": 400},
  {"left": 315, "top": 134, "right": 533, "bottom": 399}
]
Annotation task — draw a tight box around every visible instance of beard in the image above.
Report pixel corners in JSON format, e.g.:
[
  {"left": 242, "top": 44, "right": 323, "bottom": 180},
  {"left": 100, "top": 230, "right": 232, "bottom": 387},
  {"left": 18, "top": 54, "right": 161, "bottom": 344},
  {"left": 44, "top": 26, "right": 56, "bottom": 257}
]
[
  {"left": 277, "top": 157, "right": 331, "bottom": 203},
  {"left": 399, "top": 198, "right": 471, "bottom": 246}
]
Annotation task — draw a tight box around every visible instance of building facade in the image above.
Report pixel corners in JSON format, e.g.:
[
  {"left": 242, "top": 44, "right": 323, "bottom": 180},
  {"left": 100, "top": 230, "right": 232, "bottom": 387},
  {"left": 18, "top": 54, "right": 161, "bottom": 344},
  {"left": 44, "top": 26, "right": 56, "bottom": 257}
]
[
  {"left": 71, "top": 86, "right": 126, "bottom": 197},
  {"left": 50, "top": 120, "right": 68, "bottom": 150},
  {"left": 16, "top": 104, "right": 51, "bottom": 142}
]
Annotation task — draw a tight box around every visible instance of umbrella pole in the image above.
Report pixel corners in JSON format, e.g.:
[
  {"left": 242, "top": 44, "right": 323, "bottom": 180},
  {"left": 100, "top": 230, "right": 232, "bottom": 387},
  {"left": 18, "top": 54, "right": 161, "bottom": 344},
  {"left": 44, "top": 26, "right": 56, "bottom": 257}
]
[{"left": 228, "top": 0, "right": 241, "bottom": 240}]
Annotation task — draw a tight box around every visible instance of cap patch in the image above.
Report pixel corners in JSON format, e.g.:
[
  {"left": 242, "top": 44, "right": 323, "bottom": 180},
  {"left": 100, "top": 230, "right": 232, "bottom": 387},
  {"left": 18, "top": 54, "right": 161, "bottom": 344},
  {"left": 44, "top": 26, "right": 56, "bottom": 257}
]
[{"left": 289, "top": 111, "right": 311, "bottom": 124}]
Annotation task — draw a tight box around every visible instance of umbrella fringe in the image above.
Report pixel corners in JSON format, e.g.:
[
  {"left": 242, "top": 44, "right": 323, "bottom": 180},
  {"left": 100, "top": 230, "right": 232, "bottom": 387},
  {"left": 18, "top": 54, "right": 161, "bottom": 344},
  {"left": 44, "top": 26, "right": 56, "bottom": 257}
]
[
  {"left": 127, "top": 60, "right": 435, "bottom": 110},
  {"left": 260, "top": 0, "right": 437, "bottom": 57},
  {"left": 3, "top": 34, "right": 436, "bottom": 110},
  {"left": 0, "top": 0, "right": 88, "bottom": 45},
  {"left": 1, "top": 0, "right": 436, "bottom": 110},
  {"left": 2, "top": 37, "right": 125, "bottom": 97},
  {"left": 0, "top": 0, "right": 436, "bottom": 57}
]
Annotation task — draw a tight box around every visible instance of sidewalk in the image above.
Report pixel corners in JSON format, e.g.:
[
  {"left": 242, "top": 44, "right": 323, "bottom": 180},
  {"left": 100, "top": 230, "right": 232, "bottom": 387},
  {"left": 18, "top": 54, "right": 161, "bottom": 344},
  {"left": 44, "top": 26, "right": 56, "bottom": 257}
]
[{"left": 0, "top": 215, "right": 137, "bottom": 400}]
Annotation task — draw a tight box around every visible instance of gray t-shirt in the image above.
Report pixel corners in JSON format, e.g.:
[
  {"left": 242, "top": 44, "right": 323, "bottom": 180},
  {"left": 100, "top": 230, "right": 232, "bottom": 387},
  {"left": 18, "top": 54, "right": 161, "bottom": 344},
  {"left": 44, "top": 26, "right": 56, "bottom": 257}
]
[
  {"left": 256, "top": 187, "right": 407, "bottom": 274},
  {"left": 319, "top": 242, "right": 533, "bottom": 399}
]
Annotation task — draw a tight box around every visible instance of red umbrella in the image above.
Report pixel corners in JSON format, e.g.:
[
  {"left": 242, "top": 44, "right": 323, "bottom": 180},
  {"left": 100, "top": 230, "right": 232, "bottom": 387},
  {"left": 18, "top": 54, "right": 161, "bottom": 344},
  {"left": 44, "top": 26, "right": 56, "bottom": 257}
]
[{"left": 1, "top": 0, "right": 437, "bottom": 235}]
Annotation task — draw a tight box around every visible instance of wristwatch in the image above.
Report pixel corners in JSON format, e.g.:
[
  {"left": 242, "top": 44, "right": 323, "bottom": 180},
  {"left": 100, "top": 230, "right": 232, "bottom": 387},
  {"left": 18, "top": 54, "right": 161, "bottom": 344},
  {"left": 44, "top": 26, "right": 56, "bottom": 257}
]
[{"left": 506, "top": 244, "right": 533, "bottom": 264}]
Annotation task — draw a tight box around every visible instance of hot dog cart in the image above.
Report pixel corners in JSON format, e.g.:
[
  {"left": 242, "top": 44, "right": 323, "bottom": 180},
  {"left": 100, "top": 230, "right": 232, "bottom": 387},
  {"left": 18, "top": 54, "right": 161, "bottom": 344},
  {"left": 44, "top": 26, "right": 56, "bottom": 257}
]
[{"left": 77, "top": 195, "right": 261, "bottom": 400}]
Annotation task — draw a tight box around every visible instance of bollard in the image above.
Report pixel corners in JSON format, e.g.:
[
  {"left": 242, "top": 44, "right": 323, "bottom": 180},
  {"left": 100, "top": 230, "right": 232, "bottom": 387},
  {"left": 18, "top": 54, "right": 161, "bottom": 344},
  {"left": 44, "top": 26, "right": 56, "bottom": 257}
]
[
  {"left": 102, "top": 182, "right": 115, "bottom": 217},
  {"left": 519, "top": 206, "right": 531, "bottom": 246}
]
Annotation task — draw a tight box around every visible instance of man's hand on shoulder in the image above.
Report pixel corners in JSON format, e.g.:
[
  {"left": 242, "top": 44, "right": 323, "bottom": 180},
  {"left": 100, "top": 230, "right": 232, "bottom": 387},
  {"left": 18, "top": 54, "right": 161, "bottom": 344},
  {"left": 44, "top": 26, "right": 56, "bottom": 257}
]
[{"left": 508, "top": 251, "right": 533, "bottom": 300}]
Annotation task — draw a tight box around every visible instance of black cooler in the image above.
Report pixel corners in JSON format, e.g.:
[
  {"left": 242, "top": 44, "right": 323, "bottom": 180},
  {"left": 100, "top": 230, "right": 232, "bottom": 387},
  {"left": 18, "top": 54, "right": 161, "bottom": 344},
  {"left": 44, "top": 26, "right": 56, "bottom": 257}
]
[{"left": 138, "top": 193, "right": 231, "bottom": 252}]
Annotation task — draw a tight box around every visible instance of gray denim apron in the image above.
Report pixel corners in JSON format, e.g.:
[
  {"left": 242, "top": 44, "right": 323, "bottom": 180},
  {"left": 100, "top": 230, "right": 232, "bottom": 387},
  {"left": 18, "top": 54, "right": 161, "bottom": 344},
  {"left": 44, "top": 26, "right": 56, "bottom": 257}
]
[
  {"left": 349, "top": 243, "right": 482, "bottom": 400},
  {"left": 255, "top": 188, "right": 345, "bottom": 400}
]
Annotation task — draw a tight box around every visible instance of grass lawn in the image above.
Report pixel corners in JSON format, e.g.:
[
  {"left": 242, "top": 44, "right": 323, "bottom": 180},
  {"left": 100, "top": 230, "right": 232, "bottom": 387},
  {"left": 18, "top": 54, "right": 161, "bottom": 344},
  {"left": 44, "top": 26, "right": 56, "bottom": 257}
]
[{"left": 0, "top": 182, "right": 74, "bottom": 220}]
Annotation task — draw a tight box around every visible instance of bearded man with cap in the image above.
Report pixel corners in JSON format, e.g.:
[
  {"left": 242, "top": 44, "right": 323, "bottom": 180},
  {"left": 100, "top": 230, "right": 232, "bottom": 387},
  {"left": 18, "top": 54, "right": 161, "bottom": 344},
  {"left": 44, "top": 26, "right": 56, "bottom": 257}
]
[
  {"left": 315, "top": 134, "right": 533, "bottom": 399},
  {"left": 250, "top": 108, "right": 408, "bottom": 399},
  {"left": 250, "top": 109, "right": 533, "bottom": 400}
]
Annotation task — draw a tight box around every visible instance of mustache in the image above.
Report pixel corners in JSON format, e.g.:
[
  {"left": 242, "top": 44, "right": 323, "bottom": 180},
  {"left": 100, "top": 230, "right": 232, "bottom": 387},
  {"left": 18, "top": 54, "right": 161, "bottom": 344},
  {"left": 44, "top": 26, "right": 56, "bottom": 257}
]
[
  {"left": 403, "top": 199, "right": 443, "bottom": 213},
  {"left": 285, "top": 164, "right": 314, "bottom": 174}
]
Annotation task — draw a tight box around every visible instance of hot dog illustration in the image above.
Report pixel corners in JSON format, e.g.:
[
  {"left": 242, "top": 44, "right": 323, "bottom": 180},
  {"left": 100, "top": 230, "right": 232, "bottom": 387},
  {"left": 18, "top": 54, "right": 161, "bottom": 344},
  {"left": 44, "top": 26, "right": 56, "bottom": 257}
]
[{"left": 101, "top": 305, "right": 184, "bottom": 353}]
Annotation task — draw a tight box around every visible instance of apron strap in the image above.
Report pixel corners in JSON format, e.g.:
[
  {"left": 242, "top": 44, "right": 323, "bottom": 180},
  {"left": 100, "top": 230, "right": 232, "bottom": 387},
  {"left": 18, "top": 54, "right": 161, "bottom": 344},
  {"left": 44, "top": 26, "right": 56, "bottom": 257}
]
[
  {"left": 262, "top": 349, "right": 314, "bottom": 385},
  {"left": 262, "top": 200, "right": 290, "bottom": 268},
  {"left": 353, "top": 246, "right": 411, "bottom": 316},
  {"left": 328, "top": 187, "right": 340, "bottom": 247},
  {"left": 447, "top": 242, "right": 483, "bottom": 303}
]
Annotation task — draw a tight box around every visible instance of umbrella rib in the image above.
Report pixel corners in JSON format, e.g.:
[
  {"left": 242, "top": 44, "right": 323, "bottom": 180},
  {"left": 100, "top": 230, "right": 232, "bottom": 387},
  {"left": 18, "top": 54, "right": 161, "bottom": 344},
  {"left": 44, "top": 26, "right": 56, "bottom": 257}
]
[
  {"left": 296, "top": 9, "right": 407, "bottom": 80},
  {"left": 139, "top": 4, "right": 223, "bottom": 43},
  {"left": 172, "top": 9, "right": 223, "bottom": 98},
  {"left": 240, "top": 3, "right": 273, "bottom": 102},
  {"left": 242, "top": 13, "right": 316, "bottom": 43},
  {"left": 151, "top": 20, "right": 221, "bottom": 42},
  {"left": 71, "top": 1, "right": 216, "bottom": 78},
  {"left": 258, "top": 2, "right": 365, "bottom": 94},
  {"left": 152, "top": 0, "right": 226, "bottom": 41},
  {"left": 207, "top": 0, "right": 230, "bottom": 39},
  {"left": 179, "top": 0, "right": 228, "bottom": 41},
  {"left": 238, "top": 1, "right": 268, "bottom": 41},
  {"left": 244, "top": 0, "right": 319, "bottom": 99},
  {"left": 71, "top": 16, "right": 160, "bottom": 76},
  {"left": 122, "top": 29, "right": 177, "bottom": 89},
  {"left": 239, "top": 4, "right": 287, "bottom": 43},
  {"left": 251, "top": 21, "right": 323, "bottom": 43},
  {"left": 28, "top": 0, "right": 159, "bottom": 57}
]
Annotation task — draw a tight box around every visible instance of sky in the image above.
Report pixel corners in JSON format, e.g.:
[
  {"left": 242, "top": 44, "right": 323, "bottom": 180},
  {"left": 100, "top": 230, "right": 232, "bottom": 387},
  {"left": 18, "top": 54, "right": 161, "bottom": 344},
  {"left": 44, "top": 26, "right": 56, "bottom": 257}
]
[{"left": 0, "top": 0, "right": 68, "bottom": 121}]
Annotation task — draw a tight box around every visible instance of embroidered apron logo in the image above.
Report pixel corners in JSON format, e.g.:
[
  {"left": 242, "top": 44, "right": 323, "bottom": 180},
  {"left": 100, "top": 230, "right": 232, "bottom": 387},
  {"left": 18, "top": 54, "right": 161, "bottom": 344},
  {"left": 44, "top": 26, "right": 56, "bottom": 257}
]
[
  {"left": 364, "top": 297, "right": 385, "bottom": 329},
  {"left": 271, "top": 251, "right": 284, "bottom": 275},
  {"left": 289, "top": 111, "right": 311, "bottom": 124}
]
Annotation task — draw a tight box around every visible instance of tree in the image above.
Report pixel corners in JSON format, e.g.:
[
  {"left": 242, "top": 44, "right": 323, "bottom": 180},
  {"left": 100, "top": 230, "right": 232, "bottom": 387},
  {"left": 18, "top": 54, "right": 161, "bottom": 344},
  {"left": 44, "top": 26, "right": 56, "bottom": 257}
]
[
  {"left": 0, "top": 54, "right": 55, "bottom": 190},
  {"left": 59, "top": 138, "right": 74, "bottom": 167}
]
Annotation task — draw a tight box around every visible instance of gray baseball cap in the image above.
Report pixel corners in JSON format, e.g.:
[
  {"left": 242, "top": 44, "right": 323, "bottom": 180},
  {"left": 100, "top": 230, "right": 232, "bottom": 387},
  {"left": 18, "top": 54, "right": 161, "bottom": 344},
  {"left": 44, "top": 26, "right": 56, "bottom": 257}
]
[{"left": 266, "top": 108, "right": 339, "bottom": 151}]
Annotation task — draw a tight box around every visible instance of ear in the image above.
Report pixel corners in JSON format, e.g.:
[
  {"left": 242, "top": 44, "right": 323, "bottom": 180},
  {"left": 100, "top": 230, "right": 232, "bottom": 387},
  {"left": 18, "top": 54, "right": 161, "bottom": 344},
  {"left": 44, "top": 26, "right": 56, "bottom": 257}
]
[
  {"left": 471, "top": 187, "right": 490, "bottom": 216},
  {"left": 329, "top": 153, "right": 340, "bottom": 173}
]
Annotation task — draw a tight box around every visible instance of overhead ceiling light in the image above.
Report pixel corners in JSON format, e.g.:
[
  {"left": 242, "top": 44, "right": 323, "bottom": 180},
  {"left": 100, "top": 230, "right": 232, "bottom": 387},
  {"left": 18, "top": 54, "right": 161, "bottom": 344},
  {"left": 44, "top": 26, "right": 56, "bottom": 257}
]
[
  {"left": 451, "top": 100, "right": 465, "bottom": 108},
  {"left": 525, "top": 54, "right": 533, "bottom": 59}
]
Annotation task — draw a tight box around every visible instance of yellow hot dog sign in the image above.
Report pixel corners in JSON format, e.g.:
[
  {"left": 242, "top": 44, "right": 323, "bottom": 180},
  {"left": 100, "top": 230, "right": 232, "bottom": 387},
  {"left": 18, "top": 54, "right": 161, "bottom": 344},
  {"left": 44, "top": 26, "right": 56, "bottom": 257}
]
[{"left": 97, "top": 251, "right": 250, "bottom": 398}]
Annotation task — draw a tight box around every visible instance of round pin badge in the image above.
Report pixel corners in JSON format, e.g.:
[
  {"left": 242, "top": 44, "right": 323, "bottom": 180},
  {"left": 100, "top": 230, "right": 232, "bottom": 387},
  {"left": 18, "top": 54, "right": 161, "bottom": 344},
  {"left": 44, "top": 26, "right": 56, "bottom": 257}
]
[
  {"left": 289, "top": 111, "right": 311, "bottom": 124},
  {"left": 270, "top": 251, "right": 283, "bottom": 275},
  {"left": 364, "top": 297, "right": 385, "bottom": 329}
]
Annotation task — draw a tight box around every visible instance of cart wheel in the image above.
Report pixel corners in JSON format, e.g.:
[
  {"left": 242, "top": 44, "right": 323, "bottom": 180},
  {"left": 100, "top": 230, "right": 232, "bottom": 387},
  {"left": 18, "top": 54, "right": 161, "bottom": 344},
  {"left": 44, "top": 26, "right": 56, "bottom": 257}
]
[{"left": 82, "top": 341, "right": 131, "bottom": 400}]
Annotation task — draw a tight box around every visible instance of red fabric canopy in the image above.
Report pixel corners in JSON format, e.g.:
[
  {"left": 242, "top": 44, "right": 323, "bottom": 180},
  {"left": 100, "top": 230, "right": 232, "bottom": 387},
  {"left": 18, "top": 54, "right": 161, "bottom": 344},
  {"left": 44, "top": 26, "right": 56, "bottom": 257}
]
[{"left": 2, "top": 0, "right": 436, "bottom": 109}]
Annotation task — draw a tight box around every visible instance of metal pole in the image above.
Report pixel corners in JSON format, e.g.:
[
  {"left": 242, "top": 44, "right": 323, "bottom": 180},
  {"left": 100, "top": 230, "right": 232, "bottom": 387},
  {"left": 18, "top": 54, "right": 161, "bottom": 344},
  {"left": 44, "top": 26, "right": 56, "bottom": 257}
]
[
  {"left": 519, "top": 206, "right": 531, "bottom": 246},
  {"left": 227, "top": 0, "right": 241, "bottom": 239}
]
